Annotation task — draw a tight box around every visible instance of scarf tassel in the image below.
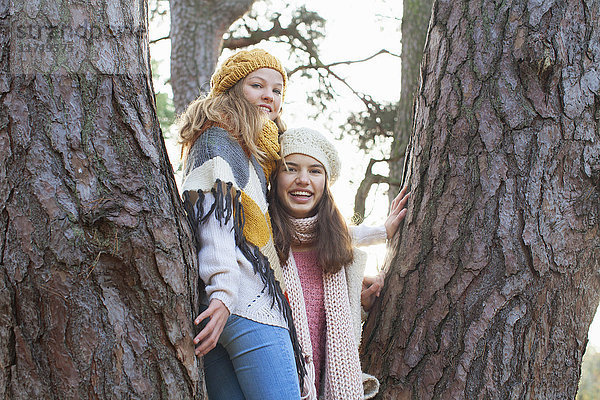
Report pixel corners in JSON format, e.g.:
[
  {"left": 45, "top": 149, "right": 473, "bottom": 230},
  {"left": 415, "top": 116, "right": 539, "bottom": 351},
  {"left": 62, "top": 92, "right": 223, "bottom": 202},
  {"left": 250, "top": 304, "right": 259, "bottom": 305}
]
[{"left": 182, "top": 179, "right": 307, "bottom": 390}]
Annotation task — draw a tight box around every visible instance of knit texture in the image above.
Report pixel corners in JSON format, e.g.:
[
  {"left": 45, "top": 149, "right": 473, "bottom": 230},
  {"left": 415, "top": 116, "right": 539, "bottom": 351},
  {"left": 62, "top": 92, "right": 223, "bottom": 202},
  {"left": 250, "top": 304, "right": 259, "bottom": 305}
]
[
  {"left": 280, "top": 127, "right": 341, "bottom": 184},
  {"left": 181, "top": 126, "right": 306, "bottom": 385},
  {"left": 193, "top": 191, "right": 287, "bottom": 328},
  {"left": 210, "top": 48, "right": 288, "bottom": 100},
  {"left": 321, "top": 264, "right": 364, "bottom": 399},
  {"left": 282, "top": 216, "right": 375, "bottom": 399},
  {"left": 290, "top": 214, "right": 319, "bottom": 244},
  {"left": 280, "top": 221, "right": 387, "bottom": 399},
  {"left": 283, "top": 249, "right": 365, "bottom": 399},
  {"left": 257, "top": 119, "right": 281, "bottom": 180},
  {"left": 294, "top": 250, "right": 326, "bottom": 396},
  {"left": 183, "top": 127, "right": 278, "bottom": 267}
]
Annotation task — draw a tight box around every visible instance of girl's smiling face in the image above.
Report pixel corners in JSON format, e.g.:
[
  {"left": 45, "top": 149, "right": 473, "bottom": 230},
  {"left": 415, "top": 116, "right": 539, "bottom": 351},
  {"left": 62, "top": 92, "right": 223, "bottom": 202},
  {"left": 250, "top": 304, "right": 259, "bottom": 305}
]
[
  {"left": 242, "top": 68, "right": 284, "bottom": 121},
  {"left": 276, "top": 153, "right": 326, "bottom": 218}
]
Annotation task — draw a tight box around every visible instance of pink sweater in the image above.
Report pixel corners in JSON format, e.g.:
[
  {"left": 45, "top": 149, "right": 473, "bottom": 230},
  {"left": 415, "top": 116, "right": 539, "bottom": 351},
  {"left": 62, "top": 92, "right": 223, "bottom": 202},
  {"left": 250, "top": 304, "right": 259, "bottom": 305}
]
[{"left": 293, "top": 249, "right": 325, "bottom": 395}]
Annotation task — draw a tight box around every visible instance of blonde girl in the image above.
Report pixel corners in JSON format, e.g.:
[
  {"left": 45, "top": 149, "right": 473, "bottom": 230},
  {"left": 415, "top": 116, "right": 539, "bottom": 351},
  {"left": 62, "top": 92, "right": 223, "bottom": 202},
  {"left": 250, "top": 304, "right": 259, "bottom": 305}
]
[{"left": 179, "top": 49, "right": 304, "bottom": 400}]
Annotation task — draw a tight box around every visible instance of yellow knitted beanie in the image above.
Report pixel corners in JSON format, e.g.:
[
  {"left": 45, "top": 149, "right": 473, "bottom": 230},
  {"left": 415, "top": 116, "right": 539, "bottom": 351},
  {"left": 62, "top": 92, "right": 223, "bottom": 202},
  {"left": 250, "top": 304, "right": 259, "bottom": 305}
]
[{"left": 210, "top": 48, "right": 287, "bottom": 98}]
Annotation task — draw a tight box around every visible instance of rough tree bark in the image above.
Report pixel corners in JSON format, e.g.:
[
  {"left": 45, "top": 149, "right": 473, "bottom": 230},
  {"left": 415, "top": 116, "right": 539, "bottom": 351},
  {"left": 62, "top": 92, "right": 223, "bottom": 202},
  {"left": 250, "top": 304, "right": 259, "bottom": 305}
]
[
  {"left": 1, "top": 1, "right": 202, "bottom": 398},
  {"left": 170, "top": 0, "right": 255, "bottom": 113},
  {"left": 361, "top": 0, "right": 600, "bottom": 398},
  {"left": 388, "top": 0, "right": 434, "bottom": 202}
]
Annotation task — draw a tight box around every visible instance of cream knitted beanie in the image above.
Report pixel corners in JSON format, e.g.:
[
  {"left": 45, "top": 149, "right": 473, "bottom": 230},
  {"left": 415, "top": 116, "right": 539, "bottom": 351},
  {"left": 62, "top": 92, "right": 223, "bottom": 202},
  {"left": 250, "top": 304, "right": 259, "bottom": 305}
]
[{"left": 279, "top": 127, "right": 341, "bottom": 184}]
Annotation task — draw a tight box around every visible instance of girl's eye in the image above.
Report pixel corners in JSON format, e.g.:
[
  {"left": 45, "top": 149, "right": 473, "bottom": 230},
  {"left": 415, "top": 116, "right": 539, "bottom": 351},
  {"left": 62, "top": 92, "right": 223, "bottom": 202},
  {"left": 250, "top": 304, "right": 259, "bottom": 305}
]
[
  {"left": 274, "top": 89, "right": 282, "bottom": 95},
  {"left": 310, "top": 169, "right": 323, "bottom": 174},
  {"left": 250, "top": 83, "right": 261, "bottom": 88}
]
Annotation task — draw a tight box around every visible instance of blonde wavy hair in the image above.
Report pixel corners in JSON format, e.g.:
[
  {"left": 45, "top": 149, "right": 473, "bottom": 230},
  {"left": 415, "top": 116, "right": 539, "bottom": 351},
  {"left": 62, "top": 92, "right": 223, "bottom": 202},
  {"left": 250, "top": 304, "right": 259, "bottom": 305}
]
[{"left": 178, "top": 79, "right": 286, "bottom": 164}]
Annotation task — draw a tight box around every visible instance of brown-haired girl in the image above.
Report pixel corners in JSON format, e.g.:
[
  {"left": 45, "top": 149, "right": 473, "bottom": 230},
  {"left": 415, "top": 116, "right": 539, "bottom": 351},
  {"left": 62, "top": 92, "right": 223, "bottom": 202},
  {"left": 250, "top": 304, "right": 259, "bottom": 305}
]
[{"left": 269, "top": 127, "right": 409, "bottom": 399}]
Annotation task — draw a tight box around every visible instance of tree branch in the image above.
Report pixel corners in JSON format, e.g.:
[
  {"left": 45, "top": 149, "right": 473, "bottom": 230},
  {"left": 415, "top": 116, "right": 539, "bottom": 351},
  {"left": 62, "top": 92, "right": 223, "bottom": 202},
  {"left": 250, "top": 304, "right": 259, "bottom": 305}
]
[
  {"left": 221, "top": 7, "right": 391, "bottom": 117},
  {"left": 288, "top": 49, "right": 399, "bottom": 74},
  {"left": 150, "top": 35, "right": 170, "bottom": 45},
  {"left": 353, "top": 157, "right": 402, "bottom": 222},
  {"left": 286, "top": 48, "right": 393, "bottom": 114},
  {"left": 223, "top": 17, "right": 287, "bottom": 49}
]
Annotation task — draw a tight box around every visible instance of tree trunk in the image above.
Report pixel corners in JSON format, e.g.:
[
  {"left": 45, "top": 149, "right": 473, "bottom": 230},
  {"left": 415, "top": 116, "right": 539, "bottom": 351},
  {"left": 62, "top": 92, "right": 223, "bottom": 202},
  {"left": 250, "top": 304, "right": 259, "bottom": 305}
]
[
  {"left": 1, "top": 1, "right": 202, "bottom": 398},
  {"left": 170, "top": 0, "right": 255, "bottom": 114},
  {"left": 361, "top": 0, "right": 600, "bottom": 398},
  {"left": 388, "top": 0, "right": 433, "bottom": 201}
]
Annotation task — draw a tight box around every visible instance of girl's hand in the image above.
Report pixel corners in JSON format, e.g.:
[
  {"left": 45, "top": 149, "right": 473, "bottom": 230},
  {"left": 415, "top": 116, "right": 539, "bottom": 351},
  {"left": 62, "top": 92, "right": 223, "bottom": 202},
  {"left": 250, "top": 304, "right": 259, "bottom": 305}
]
[
  {"left": 193, "top": 299, "right": 230, "bottom": 357},
  {"left": 385, "top": 185, "right": 411, "bottom": 239},
  {"left": 361, "top": 273, "right": 385, "bottom": 311}
]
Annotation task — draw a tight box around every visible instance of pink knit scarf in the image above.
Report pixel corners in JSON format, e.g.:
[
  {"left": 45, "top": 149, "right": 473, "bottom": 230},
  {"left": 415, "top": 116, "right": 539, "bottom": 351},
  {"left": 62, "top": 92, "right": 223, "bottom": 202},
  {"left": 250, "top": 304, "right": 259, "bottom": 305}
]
[
  {"left": 290, "top": 214, "right": 318, "bottom": 245},
  {"left": 283, "top": 216, "right": 364, "bottom": 399}
]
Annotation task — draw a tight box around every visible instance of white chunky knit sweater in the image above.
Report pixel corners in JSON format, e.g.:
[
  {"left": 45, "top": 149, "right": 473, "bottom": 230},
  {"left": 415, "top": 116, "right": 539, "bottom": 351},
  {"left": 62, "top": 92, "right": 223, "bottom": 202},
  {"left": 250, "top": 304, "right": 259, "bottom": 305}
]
[{"left": 195, "top": 191, "right": 287, "bottom": 328}]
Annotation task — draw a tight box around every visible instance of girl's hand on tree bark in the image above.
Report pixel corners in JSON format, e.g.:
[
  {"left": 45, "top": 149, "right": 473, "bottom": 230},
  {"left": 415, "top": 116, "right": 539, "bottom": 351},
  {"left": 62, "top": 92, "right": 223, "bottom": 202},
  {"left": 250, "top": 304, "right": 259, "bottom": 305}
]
[
  {"left": 361, "top": 273, "right": 385, "bottom": 311},
  {"left": 193, "top": 298, "right": 230, "bottom": 357},
  {"left": 385, "top": 185, "right": 410, "bottom": 239}
]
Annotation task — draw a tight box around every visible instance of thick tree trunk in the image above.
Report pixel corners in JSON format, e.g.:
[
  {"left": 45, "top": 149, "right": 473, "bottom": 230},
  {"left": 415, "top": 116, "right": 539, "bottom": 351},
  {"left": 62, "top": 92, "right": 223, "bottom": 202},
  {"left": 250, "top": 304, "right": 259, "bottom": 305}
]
[
  {"left": 388, "top": 0, "right": 433, "bottom": 202},
  {"left": 362, "top": 0, "right": 600, "bottom": 398},
  {"left": 170, "top": 0, "right": 255, "bottom": 113},
  {"left": 1, "top": 1, "right": 202, "bottom": 398}
]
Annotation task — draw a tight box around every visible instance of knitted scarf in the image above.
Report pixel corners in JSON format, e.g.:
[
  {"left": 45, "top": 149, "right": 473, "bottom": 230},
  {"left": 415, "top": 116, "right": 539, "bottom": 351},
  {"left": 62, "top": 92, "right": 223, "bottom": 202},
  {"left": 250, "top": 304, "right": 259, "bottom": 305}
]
[
  {"left": 290, "top": 214, "right": 319, "bottom": 245},
  {"left": 283, "top": 215, "right": 364, "bottom": 399},
  {"left": 182, "top": 119, "right": 284, "bottom": 287},
  {"left": 257, "top": 119, "right": 280, "bottom": 180},
  {"left": 194, "top": 119, "right": 280, "bottom": 182}
]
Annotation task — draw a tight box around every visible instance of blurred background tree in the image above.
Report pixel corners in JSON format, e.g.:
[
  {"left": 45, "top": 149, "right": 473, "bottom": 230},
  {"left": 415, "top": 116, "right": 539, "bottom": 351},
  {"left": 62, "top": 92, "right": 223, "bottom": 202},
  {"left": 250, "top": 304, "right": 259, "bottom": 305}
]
[{"left": 578, "top": 347, "right": 600, "bottom": 400}]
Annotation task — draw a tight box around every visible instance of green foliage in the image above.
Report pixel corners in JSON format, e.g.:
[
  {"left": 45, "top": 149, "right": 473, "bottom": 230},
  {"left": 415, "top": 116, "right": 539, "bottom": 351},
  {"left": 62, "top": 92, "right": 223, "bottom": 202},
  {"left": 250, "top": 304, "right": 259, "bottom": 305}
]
[
  {"left": 578, "top": 346, "right": 600, "bottom": 400},
  {"left": 150, "top": 58, "right": 175, "bottom": 135},
  {"left": 155, "top": 91, "right": 175, "bottom": 132},
  {"left": 340, "top": 102, "right": 397, "bottom": 150}
]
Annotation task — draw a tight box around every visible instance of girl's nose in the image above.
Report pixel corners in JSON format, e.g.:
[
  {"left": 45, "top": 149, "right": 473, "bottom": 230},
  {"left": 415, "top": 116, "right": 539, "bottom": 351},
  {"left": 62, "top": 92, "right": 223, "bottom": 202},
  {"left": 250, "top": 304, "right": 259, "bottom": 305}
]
[
  {"left": 262, "top": 90, "right": 273, "bottom": 102},
  {"left": 295, "top": 170, "right": 309, "bottom": 184}
]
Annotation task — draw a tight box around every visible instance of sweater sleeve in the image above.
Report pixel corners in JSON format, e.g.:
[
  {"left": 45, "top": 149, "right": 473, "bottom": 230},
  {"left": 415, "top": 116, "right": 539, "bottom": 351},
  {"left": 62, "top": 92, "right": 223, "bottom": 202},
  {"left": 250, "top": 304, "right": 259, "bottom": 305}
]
[
  {"left": 350, "top": 224, "right": 387, "bottom": 247},
  {"left": 196, "top": 191, "right": 240, "bottom": 313}
]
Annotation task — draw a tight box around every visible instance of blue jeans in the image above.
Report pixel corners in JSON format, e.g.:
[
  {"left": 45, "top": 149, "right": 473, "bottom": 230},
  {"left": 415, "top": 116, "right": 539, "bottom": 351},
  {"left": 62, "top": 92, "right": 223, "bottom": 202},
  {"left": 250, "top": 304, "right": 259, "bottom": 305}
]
[{"left": 203, "top": 314, "right": 301, "bottom": 400}]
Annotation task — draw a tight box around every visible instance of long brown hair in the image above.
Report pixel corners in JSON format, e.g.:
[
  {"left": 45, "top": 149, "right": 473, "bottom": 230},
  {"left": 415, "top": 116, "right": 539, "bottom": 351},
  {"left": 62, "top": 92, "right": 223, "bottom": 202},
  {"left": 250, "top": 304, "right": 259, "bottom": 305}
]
[
  {"left": 269, "top": 165, "right": 354, "bottom": 274},
  {"left": 178, "top": 79, "right": 286, "bottom": 164}
]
